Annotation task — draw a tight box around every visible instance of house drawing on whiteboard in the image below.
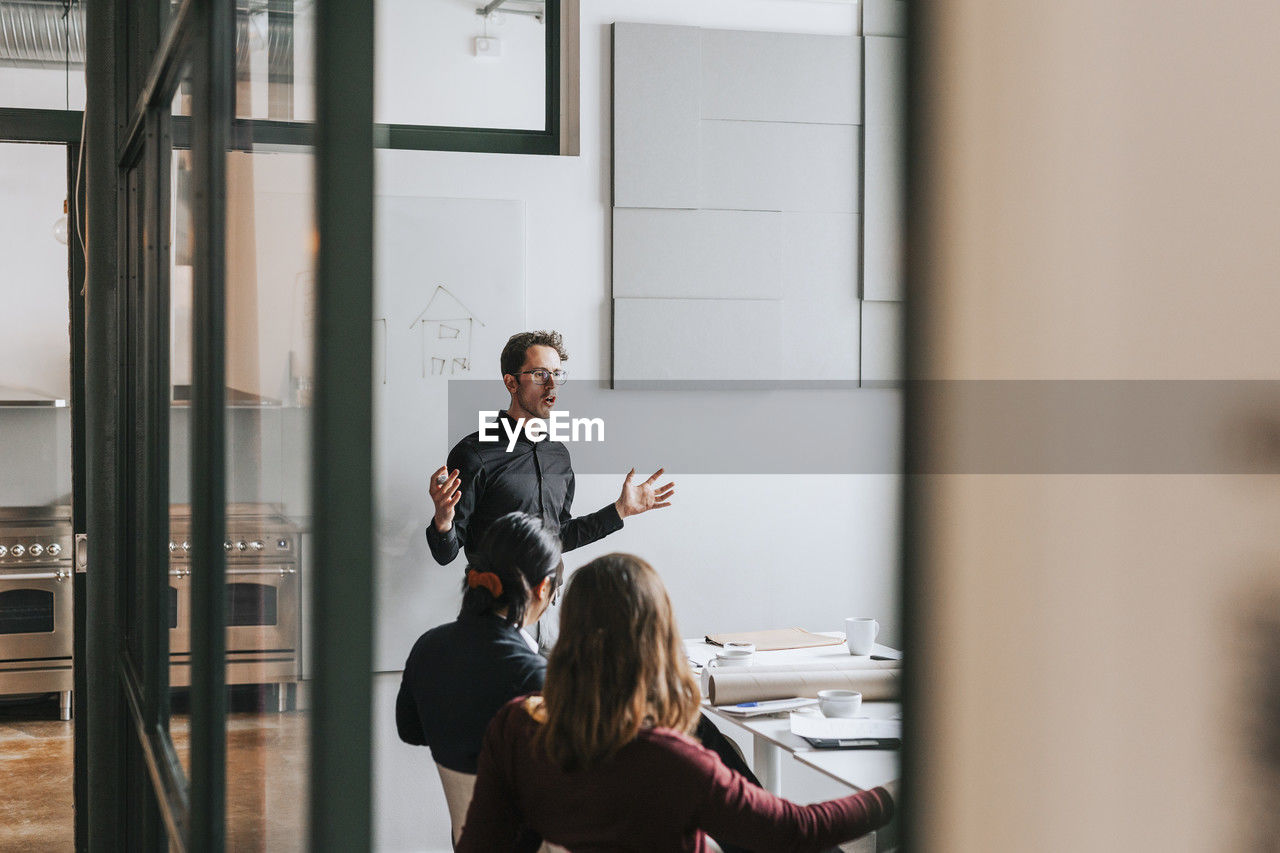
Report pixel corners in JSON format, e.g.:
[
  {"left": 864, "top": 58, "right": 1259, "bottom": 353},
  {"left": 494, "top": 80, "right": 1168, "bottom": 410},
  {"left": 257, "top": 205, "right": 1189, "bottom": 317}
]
[{"left": 410, "top": 285, "right": 485, "bottom": 377}]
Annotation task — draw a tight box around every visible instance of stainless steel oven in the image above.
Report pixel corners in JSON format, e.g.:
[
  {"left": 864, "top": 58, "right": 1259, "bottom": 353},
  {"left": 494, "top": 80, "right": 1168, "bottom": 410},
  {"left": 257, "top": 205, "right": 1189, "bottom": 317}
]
[
  {"left": 0, "top": 506, "right": 74, "bottom": 719},
  {"left": 168, "top": 504, "right": 302, "bottom": 697}
]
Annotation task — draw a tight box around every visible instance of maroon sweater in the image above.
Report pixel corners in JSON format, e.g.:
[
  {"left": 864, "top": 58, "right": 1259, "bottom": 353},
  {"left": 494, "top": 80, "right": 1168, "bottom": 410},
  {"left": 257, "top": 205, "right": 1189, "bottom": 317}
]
[{"left": 458, "top": 699, "right": 895, "bottom": 853}]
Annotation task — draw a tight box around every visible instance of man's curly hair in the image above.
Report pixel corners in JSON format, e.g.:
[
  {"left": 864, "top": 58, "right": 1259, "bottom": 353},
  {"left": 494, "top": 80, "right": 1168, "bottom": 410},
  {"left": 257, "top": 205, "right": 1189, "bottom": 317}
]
[{"left": 500, "top": 331, "right": 568, "bottom": 377}]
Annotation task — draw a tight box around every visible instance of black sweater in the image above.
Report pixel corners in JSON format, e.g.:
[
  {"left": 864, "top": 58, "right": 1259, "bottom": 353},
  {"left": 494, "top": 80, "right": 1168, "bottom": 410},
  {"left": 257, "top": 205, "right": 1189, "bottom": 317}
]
[{"left": 396, "top": 612, "right": 546, "bottom": 774}]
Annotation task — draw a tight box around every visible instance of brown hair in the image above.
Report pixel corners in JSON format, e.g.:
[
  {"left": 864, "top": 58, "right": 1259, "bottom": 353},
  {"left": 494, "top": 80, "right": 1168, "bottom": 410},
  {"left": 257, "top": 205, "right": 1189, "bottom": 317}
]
[
  {"left": 500, "top": 330, "right": 568, "bottom": 378},
  {"left": 537, "top": 554, "right": 701, "bottom": 771}
]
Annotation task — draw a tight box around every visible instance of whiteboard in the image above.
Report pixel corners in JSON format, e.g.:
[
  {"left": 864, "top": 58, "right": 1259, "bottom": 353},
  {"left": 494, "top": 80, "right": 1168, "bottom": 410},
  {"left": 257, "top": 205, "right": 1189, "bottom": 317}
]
[{"left": 372, "top": 195, "right": 526, "bottom": 670}]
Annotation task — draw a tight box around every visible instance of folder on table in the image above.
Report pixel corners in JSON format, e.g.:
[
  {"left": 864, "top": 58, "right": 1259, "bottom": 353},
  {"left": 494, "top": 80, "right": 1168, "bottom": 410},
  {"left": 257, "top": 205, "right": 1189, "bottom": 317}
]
[{"left": 705, "top": 628, "right": 844, "bottom": 652}]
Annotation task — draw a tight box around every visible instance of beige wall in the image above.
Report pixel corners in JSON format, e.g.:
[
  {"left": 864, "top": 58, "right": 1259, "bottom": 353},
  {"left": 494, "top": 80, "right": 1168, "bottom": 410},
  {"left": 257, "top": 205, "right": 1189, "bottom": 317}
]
[{"left": 911, "top": 2, "right": 1280, "bottom": 850}]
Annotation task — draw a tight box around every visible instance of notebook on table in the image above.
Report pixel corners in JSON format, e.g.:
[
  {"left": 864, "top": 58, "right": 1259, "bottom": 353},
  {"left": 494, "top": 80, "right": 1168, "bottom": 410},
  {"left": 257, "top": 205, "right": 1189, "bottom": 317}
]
[{"left": 704, "top": 628, "right": 845, "bottom": 652}]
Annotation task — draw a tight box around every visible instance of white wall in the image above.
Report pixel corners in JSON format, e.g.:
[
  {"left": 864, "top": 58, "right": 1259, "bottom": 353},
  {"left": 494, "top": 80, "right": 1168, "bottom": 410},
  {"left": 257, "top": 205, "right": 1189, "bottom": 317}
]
[
  {"left": 371, "top": 2, "right": 896, "bottom": 851},
  {"left": 376, "top": 0, "right": 545, "bottom": 129},
  {"left": 0, "top": 142, "right": 72, "bottom": 401}
]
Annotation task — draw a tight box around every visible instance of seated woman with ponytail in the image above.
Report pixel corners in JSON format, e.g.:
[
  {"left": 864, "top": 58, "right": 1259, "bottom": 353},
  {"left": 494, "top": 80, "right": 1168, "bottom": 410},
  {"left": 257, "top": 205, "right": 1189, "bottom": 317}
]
[
  {"left": 458, "top": 553, "right": 898, "bottom": 853},
  {"left": 396, "top": 511, "right": 561, "bottom": 844}
]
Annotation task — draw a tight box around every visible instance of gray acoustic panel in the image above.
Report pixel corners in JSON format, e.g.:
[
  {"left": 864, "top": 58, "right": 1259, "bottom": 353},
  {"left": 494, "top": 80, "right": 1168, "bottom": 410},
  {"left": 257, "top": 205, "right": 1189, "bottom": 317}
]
[
  {"left": 863, "top": 122, "right": 904, "bottom": 302},
  {"left": 699, "top": 120, "right": 859, "bottom": 213},
  {"left": 700, "top": 29, "right": 860, "bottom": 125},
  {"left": 864, "top": 37, "right": 905, "bottom": 130},
  {"left": 612, "top": 208, "right": 781, "bottom": 300},
  {"left": 613, "top": 297, "right": 782, "bottom": 380},
  {"left": 613, "top": 23, "right": 701, "bottom": 209},
  {"left": 777, "top": 213, "right": 862, "bottom": 379},
  {"left": 863, "top": 0, "right": 906, "bottom": 37},
  {"left": 863, "top": 37, "right": 906, "bottom": 301},
  {"left": 860, "top": 300, "right": 903, "bottom": 384}
]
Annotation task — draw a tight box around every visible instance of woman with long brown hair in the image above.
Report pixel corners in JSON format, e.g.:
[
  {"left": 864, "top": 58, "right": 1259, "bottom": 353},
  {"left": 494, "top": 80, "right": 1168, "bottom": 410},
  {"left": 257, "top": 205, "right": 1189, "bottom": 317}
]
[{"left": 458, "top": 553, "right": 897, "bottom": 852}]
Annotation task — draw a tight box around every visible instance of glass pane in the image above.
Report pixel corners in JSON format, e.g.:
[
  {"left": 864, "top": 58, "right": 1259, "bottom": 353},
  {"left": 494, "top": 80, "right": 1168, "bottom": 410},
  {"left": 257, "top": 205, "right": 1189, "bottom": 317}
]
[
  {"left": 222, "top": 124, "right": 314, "bottom": 851},
  {"left": 169, "top": 61, "right": 196, "bottom": 777},
  {"left": 0, "top": 589, "right": 55, "bottom": 634},
  {"left": 375, "top": 0, "right": 545, "bottom": 129},
  {"left": 234, "top": 0, "right": 315, "bottom": 121},
  {"left": 0, "top": 139, "right": 73, "bottom": 847},
  {"left": 0, "top": 1, "right": 87, "bottom": 111}
]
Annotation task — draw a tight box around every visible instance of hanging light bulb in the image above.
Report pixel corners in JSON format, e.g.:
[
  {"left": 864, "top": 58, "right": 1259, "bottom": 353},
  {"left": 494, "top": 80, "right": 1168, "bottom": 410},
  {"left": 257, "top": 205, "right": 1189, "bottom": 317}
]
[{"left": 53, "top": 200, "right": 69, "bottom": 245}]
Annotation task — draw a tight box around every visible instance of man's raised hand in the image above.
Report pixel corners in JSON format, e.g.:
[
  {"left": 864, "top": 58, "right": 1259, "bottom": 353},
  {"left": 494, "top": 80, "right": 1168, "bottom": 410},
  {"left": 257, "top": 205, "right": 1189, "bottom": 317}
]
[
  {"left": 614, "top": 467, "right": 675, "bottom": 520},
  {"left": 430, "top": 465, "right": 462, "bottom": 531}
]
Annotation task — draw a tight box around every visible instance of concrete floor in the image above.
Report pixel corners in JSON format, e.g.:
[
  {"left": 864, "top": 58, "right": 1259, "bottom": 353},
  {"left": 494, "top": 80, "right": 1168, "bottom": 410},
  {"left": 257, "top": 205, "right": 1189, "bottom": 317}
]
[{"left": 0, "top": 693, "right": 308, "bottom": 852}]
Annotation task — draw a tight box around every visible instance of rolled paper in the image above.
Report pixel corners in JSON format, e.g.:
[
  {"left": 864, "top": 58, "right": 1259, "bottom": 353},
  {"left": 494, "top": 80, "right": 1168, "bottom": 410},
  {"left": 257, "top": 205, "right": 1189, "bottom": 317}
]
[
  {"left": 719, "top": 659, "right": 900, "bottom": 674},
  {"left": 707, "top": 667, "right": 900, "bottom": 706}
]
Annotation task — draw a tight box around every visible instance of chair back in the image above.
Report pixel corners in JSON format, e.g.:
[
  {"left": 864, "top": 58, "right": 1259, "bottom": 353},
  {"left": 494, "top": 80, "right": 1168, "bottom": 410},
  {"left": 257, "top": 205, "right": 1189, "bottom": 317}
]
[
  {"left": 435, "top": 762, "right": 476, "bottom": 846},
  {"left": 435, "top": 761, "right": 571, "bottom": 852}
]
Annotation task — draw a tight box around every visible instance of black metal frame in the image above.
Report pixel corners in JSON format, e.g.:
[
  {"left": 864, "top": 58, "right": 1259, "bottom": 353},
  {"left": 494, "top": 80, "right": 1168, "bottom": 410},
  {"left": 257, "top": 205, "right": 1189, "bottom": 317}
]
[
  {"left": 310, "top": 0, "right": 374, "bottom": 845},
  {"left": 32, "top": 0, "right": 586, "bottom": 842},
  {"left": 77, "top": 0, "right": 377, "bottom": 847}
]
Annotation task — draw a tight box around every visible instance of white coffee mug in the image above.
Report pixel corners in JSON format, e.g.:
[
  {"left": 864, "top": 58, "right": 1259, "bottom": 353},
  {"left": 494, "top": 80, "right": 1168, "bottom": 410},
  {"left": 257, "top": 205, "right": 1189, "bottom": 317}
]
[
  {"left": 701, "top": 652, "right": 752, "bottom": 694},
  {"left": 844, "top": 617, "right": 880, "bottom": 655},
  {"left": 817, "top": 689, "right": 862, "bottom": 718}
]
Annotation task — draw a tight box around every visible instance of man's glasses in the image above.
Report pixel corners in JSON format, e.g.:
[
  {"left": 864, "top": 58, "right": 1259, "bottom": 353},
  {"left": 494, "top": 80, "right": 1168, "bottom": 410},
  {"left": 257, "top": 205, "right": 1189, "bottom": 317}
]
[{"left": 517, "top": 369, "right": 568, "bottom": 386}]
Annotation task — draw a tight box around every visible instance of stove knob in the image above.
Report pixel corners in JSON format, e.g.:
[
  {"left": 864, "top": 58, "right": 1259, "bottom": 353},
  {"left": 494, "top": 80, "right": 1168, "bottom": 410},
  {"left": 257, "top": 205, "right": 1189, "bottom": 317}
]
[
  {"left": 223, "top": 541, "right": 233, "bottom": 552},
  {"left": 236, "top": 541, "right": 247, "bottom": 551},
  {"left": 0, "top": 545, "right": 7, "bottom": 558},
  {"left": 182, "top": 541, "right": 190, "bottom": 553},
  {"left": 48, "top": 543, "right": 62, "bottom": 557},
  {"left": 169, "top": 541, "right": 179, "bottom": 553},
  {"left": 30, "top": 543, "right": 44, "bottom": 557},
  {"left": 12, "top": 544, "right": 25, "bottom": 557},
  {"left": 249, "top": 540, "right": 264, "bottom": 551}
]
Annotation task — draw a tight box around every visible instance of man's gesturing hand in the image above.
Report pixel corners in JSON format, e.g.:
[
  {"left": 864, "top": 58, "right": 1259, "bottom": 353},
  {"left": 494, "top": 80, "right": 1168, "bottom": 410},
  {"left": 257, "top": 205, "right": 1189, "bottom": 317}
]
[
  {"left": 430, "top": 465, "right": 462, "bottom": 532},
  {"left": 614, "top": 467, "right": 675, "bottom": 520}
]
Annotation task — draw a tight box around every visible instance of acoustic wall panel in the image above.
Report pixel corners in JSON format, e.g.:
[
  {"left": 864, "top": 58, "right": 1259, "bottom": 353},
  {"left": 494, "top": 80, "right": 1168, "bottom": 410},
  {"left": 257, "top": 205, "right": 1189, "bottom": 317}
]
[
  {"left": 863, "top": 123, "right": 904, "bottom": 301},
  {"left": 699, "top": 120, "right": 859, "bottom": 213},
  {"left": 864, "top": 36, "right": 906, "bottom": 132},
  {"left": 776, "top": 212, "right": 862, "bottom": 379},
  {"left": 613, "top": 208, "right": 781, "bottom": 300},
  {"left": 613, "top": 23, "right": 701, "bottom": 208},
  {"left": 863, "top": 0, "right": 907, "bottom": 38},
  {"left": 863, "top": 36, "right": 906, "bottom": 302},
  {"left": 613, "top": 297, "right": 782, "bottom": 380},
  {"left": 700, "top": 29, "right": 860, "bottom": 125},
  {"left": 860, "top": 300, "right": 903, "bottom": 384},
  {"left": 782, "top": 211, "right": 860, "bottom": 303}
]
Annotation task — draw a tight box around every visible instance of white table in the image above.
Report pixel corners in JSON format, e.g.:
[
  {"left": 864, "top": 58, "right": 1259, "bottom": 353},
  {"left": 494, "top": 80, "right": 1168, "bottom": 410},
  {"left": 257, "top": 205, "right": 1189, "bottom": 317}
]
[{"left": 686, "top": 637, "right": 901, "bottom": 796}]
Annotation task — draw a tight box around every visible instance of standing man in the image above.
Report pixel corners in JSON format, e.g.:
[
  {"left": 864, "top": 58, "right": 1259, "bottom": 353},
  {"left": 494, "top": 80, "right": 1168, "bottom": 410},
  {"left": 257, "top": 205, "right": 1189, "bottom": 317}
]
[{"left": 427, "top": 330, "right": 673, "bottom": 570}]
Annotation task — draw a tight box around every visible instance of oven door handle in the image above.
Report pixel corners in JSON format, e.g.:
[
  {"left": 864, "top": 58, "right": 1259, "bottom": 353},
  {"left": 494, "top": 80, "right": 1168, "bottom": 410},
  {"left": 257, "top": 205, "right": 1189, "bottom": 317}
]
[
  {"left": 226, "top": 567, "right": 297, "bottom": 576},
  {"left": 0, "top": 570, "right": 70, "bottom": 582}
]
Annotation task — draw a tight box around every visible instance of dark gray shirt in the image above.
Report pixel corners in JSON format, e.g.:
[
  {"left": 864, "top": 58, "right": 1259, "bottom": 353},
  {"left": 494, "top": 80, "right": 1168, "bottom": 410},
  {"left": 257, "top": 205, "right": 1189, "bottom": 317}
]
[{"left": 426, "top": 410, "right": 623, "bottom": 565}]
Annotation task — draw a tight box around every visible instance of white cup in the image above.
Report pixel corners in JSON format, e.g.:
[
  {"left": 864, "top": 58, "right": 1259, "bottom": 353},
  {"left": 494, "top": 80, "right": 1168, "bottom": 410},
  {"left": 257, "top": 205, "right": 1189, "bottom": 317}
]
[
  {"left": 844, "top": 617, "right": 880, "bottom": 655},
  {"left": 817, "top": 689, "right": 862, "bottom": 718},
  {"left": 701, "top": 649, "right": 753, "bottom": 694}
]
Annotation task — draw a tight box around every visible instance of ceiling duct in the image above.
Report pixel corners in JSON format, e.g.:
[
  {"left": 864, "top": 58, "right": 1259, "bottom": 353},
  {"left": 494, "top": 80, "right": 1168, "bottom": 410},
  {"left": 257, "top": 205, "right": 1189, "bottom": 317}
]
[
  {"left": 0, "top": 0, "right": 296, "bottom": 84},
  {"left": 0, "top": 1, "right": 85, "bottom": 69}
]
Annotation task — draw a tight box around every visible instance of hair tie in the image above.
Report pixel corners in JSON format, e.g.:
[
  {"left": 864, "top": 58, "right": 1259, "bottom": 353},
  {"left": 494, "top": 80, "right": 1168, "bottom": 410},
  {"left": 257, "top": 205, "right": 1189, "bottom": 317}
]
[{"left": 466, "top": 569, "right": 504, "bottom": 598}]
